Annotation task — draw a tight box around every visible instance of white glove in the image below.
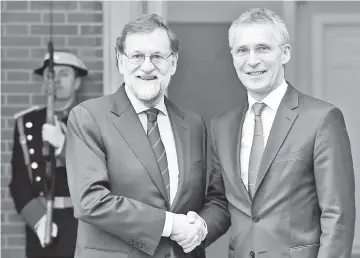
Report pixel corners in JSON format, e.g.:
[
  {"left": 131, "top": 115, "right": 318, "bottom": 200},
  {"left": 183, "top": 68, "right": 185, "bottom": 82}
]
[
  {"left": 42, "top": 116, "right": 65, "bottom": 149},
  {"left": 34, "top": 215, "right": 58, "bottom": 247}
]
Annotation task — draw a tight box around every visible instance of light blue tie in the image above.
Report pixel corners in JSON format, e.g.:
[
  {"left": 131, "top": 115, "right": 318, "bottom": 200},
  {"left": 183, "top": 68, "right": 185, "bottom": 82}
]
[{"left": 248, "top": 102, "right": 266, "bottom": 198}]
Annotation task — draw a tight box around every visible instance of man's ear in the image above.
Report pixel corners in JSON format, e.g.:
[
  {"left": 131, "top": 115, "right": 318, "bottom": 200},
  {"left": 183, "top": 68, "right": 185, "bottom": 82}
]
[
  {"left": 282, "top": 44, "right": 291, "bottom": 65},
  {"left": 170, "top": 53, "right": 178, "bottom": 76},
  {"left": 117, "top": 52, "right": 125, "bottom": 74},
  {"left": 74, "top": 77, "right": 81, "bottom": 91}
]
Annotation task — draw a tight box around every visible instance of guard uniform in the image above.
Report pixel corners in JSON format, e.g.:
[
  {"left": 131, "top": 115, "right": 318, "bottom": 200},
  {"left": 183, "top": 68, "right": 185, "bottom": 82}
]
[
  {"left": 9, "top": 51, "right": 88, "bottom": 258},
  {"left": 10, "top": 106, "right": 76, "bottom": 258}
]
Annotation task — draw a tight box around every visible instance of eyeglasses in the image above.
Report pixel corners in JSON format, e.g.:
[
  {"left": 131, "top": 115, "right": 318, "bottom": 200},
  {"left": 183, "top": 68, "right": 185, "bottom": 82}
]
[
  {"left": 231, "top": 44, "right": 285, "bottom": 59},
  {"left": 123, "top": 52, "right": 172, "bottom": 67}
]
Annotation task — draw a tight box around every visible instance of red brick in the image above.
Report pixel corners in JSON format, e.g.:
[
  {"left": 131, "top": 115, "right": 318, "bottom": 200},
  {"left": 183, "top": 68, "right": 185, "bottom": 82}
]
[
  {"left": 7, "top": 119, "right": 15, "bottom": 129},
  {"left": 1, "top": 200, "right": 16, "bottom": 210},
  {"left": 1, "top": 142, "right": 6, "bottom": 152},
  {"left": 31, "top": 48, "right": 47, "bottom": 59},
  {"left": 31, "top": 25, "right": 78, "bottom": 35},
  {"left": 30, "top": 1, "right": 78, "bottom": 11},
  {"left": 31, "top": 95, "right": 46, "bottom": 106},
  {"left": 1, "top": 83, "right": 42, "bottom": 94},
  {"left": 87, "top": 71, "right": 103, "bottom": 81},
  {"left": 7, "top": 236, "right": 25, "bottom": 247},
  {"left": 2, "top": 60, "right": 40, "bottom": 70},
  {"left": 4, "top": 25, "right": 29, "bottom": 35},
  {"left": 1, "top": 118, "right": 7, "bottom": 129},
  {"left": 79, "top": 48, "right": 102, "bottom": 58},
  {"left": 5, "top": 49, "right": 30, "bottom": 59},
  {"left": 7, "top": 71, "right": 31, "bottom": 81},
  {"left": 1, "top": 95, "right": 6, "bottom": 105},
  {"left": 81, "top": 25, "right": 102, "bottom": 35},
  {"left": 42, "top": 12, "right": 66, "bottom": 23},
  {"left": 41, "top": 36, "right": 66, "bottom": 47},
  {"left": 4, "top": 1, "right": 28, "bottom": 10},
  {"left": 2, "top": 13, "right": 41, "bottom": 23},
  {"left": 67, "top": 13, "right": 102, "bottom": 23},
  {"left": 7, "top": 213, "right": 23, "bottom": 224},
  {"left": 1, "top": 129, "right": 14, "bottom": 141},
  {"left": 2, "top": 37, "right": 41, "bottom": 47},
  {"left": 79, "top": 83, "right": 102, "bottom": 94},
  {"left": 68, "top": 36, "right": 102, "bottom": 47},
  {"left": 80, "top": 2, "right": 102, "bottom": 11},
  {"left": 7, "top": 95, "right": 31, "bottom": 105},
  {"left": 85, "top": 60, "right": 103, "bottom": 70},
  {"left": 0, "top": 249, "right": 26, "bottom": 257}
]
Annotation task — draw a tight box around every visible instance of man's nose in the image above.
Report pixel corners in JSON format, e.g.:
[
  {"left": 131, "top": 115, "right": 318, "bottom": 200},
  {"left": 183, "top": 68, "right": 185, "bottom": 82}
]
[
  {"left": 247, "top": 50, "right": 260, "bottom": 67},
  {"left": 140, "top": 56, "right": 156, "bottom": 72}
]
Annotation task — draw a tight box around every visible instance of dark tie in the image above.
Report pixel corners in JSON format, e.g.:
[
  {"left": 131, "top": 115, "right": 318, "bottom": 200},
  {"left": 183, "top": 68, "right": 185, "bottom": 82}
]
[
  {"left": 248, "top": 102, "right": 266, "bottom": 198},
  {"left": 146, "top": 108, "right": 170, "bottom": 201}
]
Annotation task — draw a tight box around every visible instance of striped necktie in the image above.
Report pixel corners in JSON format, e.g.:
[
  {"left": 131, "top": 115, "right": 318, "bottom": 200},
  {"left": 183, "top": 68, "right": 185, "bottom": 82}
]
[
  {"left": 145, "top": 108, "right": 170, "bottom": 201},
  {"left": 248, "top": 102, "right": 266, "bottom": 198}
]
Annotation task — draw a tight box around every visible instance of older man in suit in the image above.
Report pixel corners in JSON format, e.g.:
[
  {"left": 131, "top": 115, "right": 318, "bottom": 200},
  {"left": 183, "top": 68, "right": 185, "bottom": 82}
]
[
  {"left": 65, "top": 14, "right": 208, "bottom": 258},
  {"left": 189, "top": 8, "right": 355, "bottom": 258}
]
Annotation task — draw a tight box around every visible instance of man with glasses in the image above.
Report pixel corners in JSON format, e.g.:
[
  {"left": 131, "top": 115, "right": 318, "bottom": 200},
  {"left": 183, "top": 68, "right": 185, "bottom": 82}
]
[
  {"left": 191, "top": 8, "right": 355, "bottom": 258},
  {"left": 65, "top": 14, "right": 208, "bottom": 258}
]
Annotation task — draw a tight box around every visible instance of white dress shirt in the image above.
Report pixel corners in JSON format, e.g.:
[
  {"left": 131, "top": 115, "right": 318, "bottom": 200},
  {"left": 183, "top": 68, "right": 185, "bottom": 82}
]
[
  {"left": 240, "top": 80, "right": 288, "bottom": 190},
  {"left": 125, "top": 85, "right": 179, "bottom": 237}
]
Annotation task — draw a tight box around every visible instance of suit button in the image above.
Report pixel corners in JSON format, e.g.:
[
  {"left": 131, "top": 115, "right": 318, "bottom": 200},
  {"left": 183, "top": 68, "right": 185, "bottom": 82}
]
[
  {"left": 252, "top": 217, "right": 260, "bottom": 223},
  {"left": 35, "top": 176, "right": 41, "bottom": 182},
  {"left": 165, "top": 252, "right": 171, "bottom": 257},
  {"left": 249, "top": 251, "right": 255, "bottom": 258}
]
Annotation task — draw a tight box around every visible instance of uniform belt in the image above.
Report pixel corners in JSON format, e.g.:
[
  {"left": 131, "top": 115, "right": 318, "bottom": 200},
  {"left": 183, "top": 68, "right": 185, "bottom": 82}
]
[{"left": 38, "top": 196, "right": 73, "bottom": 209}]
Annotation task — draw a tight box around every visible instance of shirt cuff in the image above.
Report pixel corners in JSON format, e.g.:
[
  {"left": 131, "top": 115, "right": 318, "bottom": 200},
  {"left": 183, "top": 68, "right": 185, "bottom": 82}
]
[
  {"left": 161, "top": 211, "right": 174, "bottom": 237},
  {"left": 34, "top": 214, "right": 46, "bottom": 231},
  {"left": 199, "top": 216, "right": 208, "bottom": 235}
]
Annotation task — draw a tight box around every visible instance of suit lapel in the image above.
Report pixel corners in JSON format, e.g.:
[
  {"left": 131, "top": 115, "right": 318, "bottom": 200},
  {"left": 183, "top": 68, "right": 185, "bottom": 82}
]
[
  {"left": 165, "top": 99, "right": 190, "bottom": 211},
  {"left": 110, "top": 85, "right": 169, "bottom": 203},
  {"left": 254, "top": 84, "right": 299, "bottom": 195}
]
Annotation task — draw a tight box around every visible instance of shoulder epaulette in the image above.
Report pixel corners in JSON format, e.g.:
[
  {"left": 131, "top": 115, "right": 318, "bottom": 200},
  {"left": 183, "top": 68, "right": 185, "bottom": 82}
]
[{"left": 13, "top": 106, "right": 41, "bottom": 120}]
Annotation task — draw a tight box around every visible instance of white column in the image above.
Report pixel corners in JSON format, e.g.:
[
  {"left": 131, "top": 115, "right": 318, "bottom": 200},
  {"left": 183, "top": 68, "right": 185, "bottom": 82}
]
[
  {"left": 282, "top": 0, "right": 297, "bottom": 85},
  {"left": 102, "top": 1, "right": 142, "bottom": 95}
]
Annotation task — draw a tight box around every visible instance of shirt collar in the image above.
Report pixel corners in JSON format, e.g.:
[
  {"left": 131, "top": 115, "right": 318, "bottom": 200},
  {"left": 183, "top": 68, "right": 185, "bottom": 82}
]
[
  {"left": 124, "top": 84, "right": 168, "bottom": 116},
  {"left": 247, "top": 79, "right": 288, "bottom": 112}
]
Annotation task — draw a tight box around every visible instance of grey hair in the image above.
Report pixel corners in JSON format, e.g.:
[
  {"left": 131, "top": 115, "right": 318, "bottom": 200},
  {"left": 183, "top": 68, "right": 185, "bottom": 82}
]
[
  {"left": 115, "top": 14, "right": 179, "bottom": 63},
  {"left": 228, "top": 8, "right": 290, "bottom": 49}
]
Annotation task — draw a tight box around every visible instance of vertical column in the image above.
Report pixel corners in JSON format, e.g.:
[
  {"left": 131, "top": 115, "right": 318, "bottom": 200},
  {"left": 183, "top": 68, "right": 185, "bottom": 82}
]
[
  {"left": 102, "top": 1, "right": 142, "bottom": 95},
  {"left": 282, "top": 0, "right": 297, "bottom": 86}
]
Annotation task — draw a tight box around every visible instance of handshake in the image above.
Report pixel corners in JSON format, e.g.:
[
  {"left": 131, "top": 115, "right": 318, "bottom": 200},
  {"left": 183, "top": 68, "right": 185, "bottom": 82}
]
[{"left": 170, "top": 211, "right": 207, "bottom": 253}]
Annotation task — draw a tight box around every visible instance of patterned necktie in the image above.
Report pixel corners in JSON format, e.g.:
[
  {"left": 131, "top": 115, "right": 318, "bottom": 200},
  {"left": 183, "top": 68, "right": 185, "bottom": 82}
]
[
  {"left": 248, "top": 102, "right": 266, "bottom": 198},
  {"left": 145, "top": 108, "right": 170, "bottom": 201}
]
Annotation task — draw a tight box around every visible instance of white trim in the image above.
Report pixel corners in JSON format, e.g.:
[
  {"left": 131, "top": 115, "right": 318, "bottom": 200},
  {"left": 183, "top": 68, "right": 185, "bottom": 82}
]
[
  {"left": 282, "top": 0, "right": 296, "bottom": 85},
  {"left": 311, "top": 14, "right": 360, "bottom": 99}
]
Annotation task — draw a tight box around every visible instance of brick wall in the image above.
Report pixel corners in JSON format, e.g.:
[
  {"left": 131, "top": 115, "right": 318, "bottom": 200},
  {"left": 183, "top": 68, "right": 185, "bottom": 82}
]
[{"left": 1, "top": 1, "right": 103, "bottom": 257}]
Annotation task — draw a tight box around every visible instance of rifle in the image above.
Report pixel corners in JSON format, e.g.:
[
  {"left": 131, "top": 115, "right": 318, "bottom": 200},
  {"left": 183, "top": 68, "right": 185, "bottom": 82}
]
[{"left": 43, "top": 1, "right": 56, "bottom": 247}]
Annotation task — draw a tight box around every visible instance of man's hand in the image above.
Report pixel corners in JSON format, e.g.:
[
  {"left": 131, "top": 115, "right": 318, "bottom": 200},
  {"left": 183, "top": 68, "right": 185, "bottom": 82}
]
[
  {"left": 34, "top": 215, "right": 58, "bottom": 247},
  {"left": 170, "top": 211, "right": 208, "bottom": 253},
  {"left": 42, "top": 116, "right": 65, "bottom": 149}
]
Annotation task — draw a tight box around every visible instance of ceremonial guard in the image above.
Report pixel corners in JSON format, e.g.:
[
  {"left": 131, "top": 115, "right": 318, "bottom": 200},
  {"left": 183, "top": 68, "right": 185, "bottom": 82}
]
[{"left": 9, "top": 52, "right": 88, "bottom": 258}]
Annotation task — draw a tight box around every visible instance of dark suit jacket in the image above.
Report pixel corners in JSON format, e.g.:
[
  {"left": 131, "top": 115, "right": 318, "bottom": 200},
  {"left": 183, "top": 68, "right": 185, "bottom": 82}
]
[
  {"left": 200, "top": 84, "right": 355, "bottom": 258},
  {"left": 10, "top": 107, "right": 77, "bottom": 257},
  {"left": 65, "top": 86, "right": 207, "bottom": 258}
]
